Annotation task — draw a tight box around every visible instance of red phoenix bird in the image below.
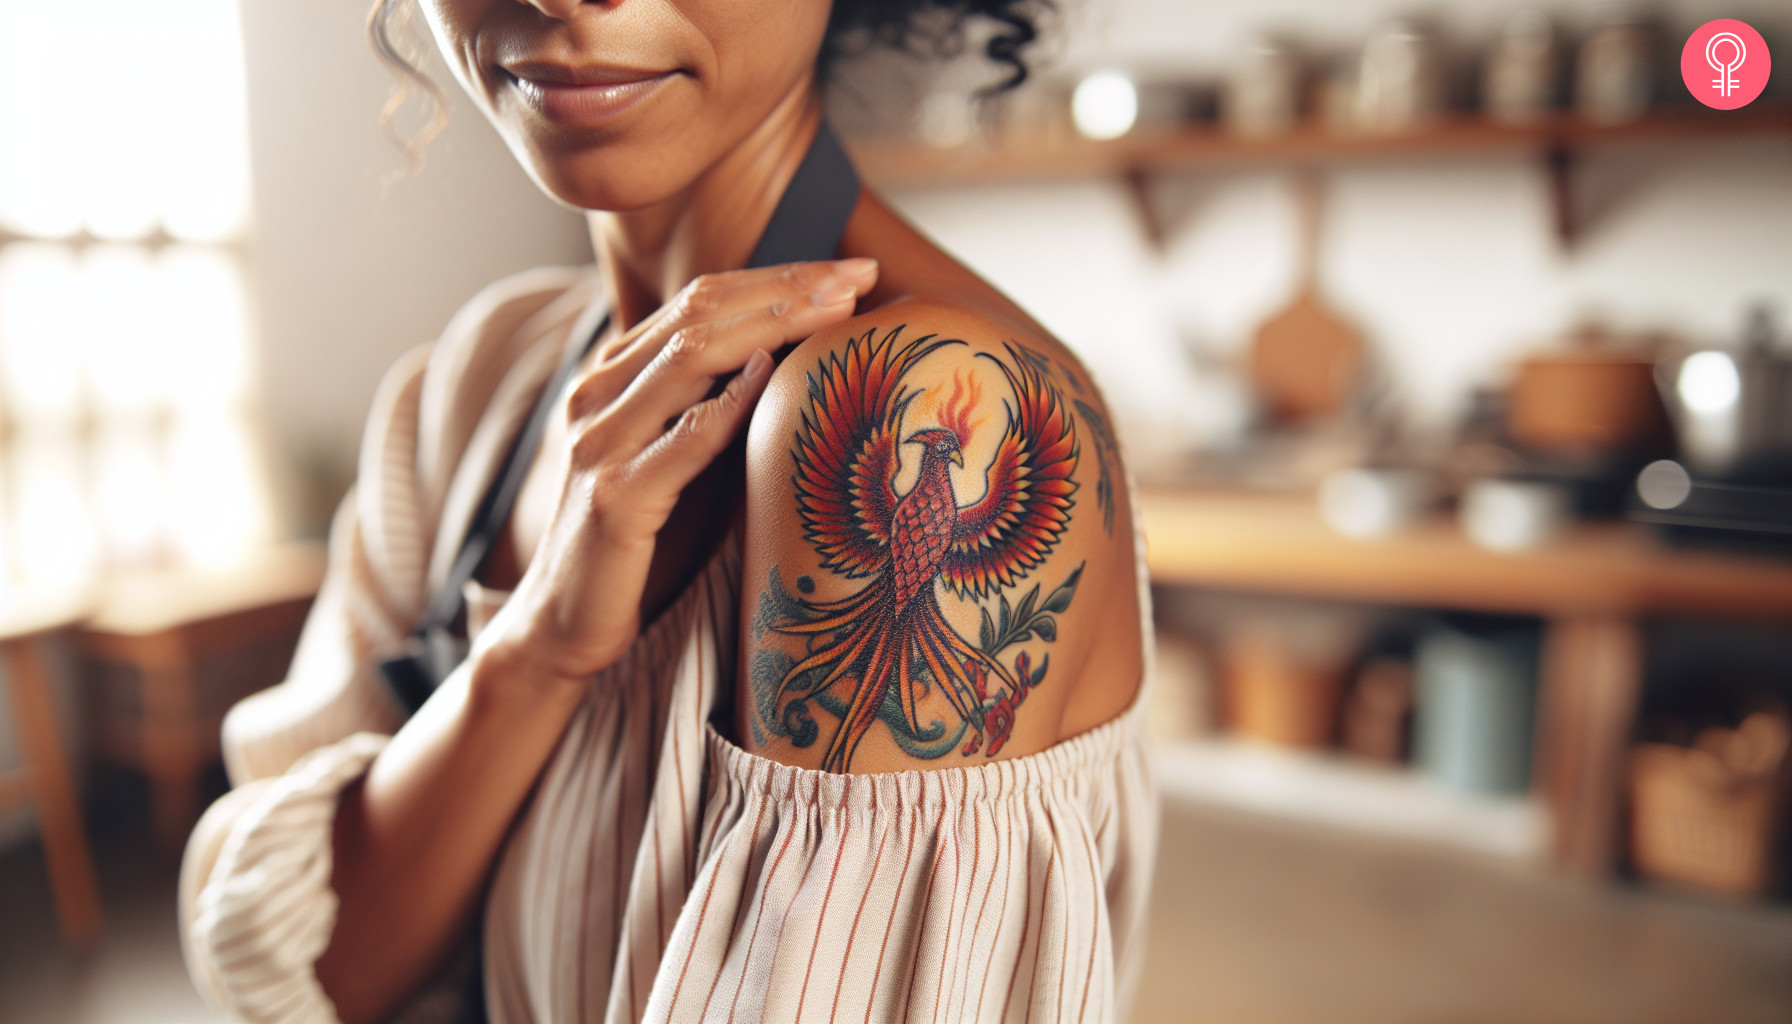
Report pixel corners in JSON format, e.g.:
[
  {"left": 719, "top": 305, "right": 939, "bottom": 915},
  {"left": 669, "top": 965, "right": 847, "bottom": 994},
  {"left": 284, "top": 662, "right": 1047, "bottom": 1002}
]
[{"left": 774, "top": 328, "right": 1079, "bottom": 771}]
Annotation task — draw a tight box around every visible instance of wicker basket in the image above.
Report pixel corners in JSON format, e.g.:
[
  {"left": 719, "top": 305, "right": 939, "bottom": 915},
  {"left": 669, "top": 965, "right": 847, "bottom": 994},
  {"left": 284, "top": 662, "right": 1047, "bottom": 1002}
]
[
  {"left": 1220, "top": 630, "right": 1346, "bottom": 748},
  {"left": 1628, "top": 741, "right": 1783, "bottom": 898}
]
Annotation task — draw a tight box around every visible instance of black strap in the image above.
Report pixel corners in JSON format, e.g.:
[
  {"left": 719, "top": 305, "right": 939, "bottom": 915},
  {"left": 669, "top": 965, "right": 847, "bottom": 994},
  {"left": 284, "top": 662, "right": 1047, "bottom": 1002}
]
[
  {"left": 746, "top": 120, "right": 860, "bottom": 268},
  {"left": 381, "top": 121, "right": 861, "bottom": 716}
]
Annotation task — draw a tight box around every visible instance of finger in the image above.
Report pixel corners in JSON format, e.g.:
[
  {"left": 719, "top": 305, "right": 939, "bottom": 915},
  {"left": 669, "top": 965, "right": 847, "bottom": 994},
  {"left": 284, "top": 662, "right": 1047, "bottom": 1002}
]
[
  {"left": 597, "top": 289, "right": 857, "bottom": 451},
  {"left": 567, "top": 259, "right": 877, "bottom": 418},
  {"left": 609, "top": 258, "right": 874, "bottom": 380},
  {"left": 629, "top": 348, "right": 774, "bottom": 496},
  {"left": 662, "top": 258, "right": 878, "bottom": 329}
]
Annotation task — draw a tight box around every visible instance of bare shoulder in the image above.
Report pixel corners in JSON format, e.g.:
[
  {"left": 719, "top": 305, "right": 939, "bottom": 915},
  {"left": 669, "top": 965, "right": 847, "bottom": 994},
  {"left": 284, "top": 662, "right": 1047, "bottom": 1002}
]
[{"left": 737, "top": 298, "right": 1141, "bottom": 774}]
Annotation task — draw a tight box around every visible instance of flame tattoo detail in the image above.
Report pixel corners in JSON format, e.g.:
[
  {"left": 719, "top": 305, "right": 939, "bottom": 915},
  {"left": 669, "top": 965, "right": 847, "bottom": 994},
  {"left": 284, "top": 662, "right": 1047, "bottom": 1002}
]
[{"left": 938, "top": 369, "right": 987, "bottom": 448}]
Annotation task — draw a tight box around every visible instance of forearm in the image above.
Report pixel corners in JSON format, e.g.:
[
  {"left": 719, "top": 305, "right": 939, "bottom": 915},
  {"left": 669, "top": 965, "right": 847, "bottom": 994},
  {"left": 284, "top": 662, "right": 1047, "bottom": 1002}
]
[{"left": 316, "top": 642, "right": 584, "bottom": 1024}]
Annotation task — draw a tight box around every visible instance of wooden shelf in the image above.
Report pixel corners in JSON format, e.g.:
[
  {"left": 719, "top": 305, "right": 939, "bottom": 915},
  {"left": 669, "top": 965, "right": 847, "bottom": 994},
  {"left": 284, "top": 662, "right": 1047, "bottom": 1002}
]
[
  {"left": 851, "top": 106, "right": 1792, "bottom": 247},
  {"left": 1139, "top": 485, "right": 1792, "bottom": 878},
  {"left": 851, "top": 106, "right": 1792, "bottom": 188},
  {"left": 1138, "top": 486, "right": 1792, "bottom": 623},
  {"left": 79, "top": 542, "right": 326, "bottom": 851}
]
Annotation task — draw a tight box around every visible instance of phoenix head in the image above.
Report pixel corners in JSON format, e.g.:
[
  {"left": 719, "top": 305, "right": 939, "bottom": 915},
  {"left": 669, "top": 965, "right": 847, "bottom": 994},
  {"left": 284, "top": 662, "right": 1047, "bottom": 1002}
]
[{"left": 904, "top": 427, "right": 963, "bottom": 467}]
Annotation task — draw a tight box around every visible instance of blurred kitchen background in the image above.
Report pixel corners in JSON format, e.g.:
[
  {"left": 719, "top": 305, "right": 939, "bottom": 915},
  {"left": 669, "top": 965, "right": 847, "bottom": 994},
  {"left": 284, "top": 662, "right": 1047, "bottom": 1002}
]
[{"left": 1, "top": 0, "right": 1790, "bottom": 1021}]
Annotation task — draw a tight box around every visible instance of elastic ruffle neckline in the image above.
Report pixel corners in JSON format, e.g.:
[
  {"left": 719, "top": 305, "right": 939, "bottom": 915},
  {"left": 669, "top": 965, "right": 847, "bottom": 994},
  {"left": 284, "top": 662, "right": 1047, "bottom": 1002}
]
[{"left": 704, "top": 678, "right": 1148, "bottom": 815}]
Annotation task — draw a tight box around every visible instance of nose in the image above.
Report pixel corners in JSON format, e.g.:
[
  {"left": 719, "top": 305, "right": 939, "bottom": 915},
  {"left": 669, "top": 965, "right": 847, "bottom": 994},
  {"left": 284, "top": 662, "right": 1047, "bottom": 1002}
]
[{"left": 514, "top": 0, "right": 585, "bottom": 19}]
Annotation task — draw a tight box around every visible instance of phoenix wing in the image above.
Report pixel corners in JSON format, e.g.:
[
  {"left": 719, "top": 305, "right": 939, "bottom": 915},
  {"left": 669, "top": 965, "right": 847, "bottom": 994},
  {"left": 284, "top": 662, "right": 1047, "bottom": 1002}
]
[
  {"left": 943, "top": 343, "right": 1080, "bottom": 599},
  {"left": 792, "top": 327, "right": 957, "bottom": 578}
]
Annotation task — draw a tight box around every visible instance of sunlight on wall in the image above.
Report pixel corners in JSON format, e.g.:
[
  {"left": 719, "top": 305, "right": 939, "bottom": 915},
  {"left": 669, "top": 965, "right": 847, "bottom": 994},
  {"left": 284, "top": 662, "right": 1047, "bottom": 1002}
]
[
  {"left": 0, "top": 0, "right": 270, "bottom": 590},
  {"left": 0, "top": 0, "right": 249, "bottom": 242}
]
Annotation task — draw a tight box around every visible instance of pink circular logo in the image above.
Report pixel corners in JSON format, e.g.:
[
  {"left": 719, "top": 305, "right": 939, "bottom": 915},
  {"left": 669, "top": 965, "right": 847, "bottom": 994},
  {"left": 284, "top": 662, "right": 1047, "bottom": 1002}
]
[{"left": 1682, "top": 19, "right": 1770, "bottom": 109}]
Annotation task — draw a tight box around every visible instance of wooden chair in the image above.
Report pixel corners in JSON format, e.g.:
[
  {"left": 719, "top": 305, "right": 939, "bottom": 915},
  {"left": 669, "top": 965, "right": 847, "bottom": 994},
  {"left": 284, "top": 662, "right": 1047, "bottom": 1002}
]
[
  {"left": 79, "top": 544, "right": 325, "bottom": 852},
  {"left": 0, "top": 591, "right": 103, "bottom": 947}
]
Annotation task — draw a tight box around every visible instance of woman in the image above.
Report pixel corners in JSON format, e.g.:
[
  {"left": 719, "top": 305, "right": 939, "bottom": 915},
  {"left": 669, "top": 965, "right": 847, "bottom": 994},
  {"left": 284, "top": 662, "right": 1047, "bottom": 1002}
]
[{"left": 180, "top": 1, "right": 1154, "bottom": 1022}]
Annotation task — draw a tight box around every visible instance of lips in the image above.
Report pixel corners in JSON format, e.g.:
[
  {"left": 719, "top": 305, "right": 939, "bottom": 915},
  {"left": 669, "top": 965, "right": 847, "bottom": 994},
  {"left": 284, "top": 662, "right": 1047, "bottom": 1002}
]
[{"left": 503, "top": 62, "right": 680, "bottom": 126}]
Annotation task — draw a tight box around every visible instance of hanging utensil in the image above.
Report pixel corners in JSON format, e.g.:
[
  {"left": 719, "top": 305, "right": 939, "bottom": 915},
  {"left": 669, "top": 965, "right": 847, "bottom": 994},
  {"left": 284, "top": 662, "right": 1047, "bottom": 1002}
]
[{"left": 1249, "top": 173, "right": 1366, "bottom": 424}]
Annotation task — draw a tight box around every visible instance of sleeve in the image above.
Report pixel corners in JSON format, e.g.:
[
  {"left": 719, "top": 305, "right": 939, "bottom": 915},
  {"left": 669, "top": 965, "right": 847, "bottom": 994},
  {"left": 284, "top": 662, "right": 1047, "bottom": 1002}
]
[
  {"left": 222, "top": 262, "right": 593, "bottom": 784},
  {"left": 183, "top": 734, "right": 389, "bottom": 1024},
  {"left": 221, "top": 344, "right": 432, "bottom": 786},
  {"left": 177, "top": 265, "right": 593, "bottom": 1023},
  {"left": 179, "top": 341, "right": 433, "bottom": 1024}
]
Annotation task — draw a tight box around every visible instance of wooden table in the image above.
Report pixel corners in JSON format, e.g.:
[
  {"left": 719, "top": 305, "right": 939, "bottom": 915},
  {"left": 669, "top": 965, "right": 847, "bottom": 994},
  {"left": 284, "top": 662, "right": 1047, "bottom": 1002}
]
[
  {"left": 0, "top": 589, "right": 103, "bottom": 946},
  {"left": 1138, "top": 487, "right": 1792, "bottom": 876},
  {"left": 81, "top": 544, "right": 325, "bottom": 851}
]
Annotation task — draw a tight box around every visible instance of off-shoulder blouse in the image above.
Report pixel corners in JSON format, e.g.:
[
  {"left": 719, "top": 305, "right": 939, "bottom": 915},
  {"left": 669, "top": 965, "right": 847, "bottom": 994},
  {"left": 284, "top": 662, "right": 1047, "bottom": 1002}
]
[{"left": 179, "top": 266, "right": 1158, "bottom": 1024}]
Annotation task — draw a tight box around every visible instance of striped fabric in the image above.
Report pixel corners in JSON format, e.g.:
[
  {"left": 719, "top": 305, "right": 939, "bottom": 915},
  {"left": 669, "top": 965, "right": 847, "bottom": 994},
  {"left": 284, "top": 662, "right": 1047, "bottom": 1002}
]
[{"left": 180, "top": 267, "right": 1158, "bottom": 1024}]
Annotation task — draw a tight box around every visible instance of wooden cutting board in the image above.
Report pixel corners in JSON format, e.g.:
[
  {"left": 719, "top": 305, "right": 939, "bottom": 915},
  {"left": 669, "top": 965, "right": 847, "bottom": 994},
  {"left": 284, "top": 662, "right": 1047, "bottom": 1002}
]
[{"left": 1250, "top": 174, "right": 1365, "bottom": 424}]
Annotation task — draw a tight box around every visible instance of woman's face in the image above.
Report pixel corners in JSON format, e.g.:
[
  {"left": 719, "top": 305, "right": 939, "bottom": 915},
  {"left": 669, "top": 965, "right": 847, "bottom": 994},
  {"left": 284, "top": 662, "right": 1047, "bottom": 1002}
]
[{"left": 419, "top": 0, "right": 833, "bottom": 211}]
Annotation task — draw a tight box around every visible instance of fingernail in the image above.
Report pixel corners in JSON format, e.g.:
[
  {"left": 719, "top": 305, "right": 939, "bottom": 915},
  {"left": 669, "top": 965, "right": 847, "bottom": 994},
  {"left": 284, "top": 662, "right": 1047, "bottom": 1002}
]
[
  {"left": 835, "top": 257, "right": 878, "bottom": 279},
  {"left": 811, "top": 284, "right": 857, "bottom": 307},
  {"left": 742, "top": 349, "right": 772, "bottom": 382}
]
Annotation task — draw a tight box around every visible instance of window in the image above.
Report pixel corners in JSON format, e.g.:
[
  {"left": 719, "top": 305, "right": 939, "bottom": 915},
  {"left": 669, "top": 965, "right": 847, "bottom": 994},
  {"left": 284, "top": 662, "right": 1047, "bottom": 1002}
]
[{"left": 0, "top": 0, "right": 272, "bottom": 590}]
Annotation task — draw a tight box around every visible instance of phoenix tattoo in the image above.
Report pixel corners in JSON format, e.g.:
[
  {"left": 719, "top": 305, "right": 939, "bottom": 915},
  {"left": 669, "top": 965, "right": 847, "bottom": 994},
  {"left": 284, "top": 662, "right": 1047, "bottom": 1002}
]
[{"left": 754, "top": 326, "right": 1082, "bottom": 772}]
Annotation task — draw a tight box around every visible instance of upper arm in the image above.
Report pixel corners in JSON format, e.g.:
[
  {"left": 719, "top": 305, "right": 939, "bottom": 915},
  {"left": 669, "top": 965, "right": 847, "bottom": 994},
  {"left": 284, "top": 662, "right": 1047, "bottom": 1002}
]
[{"left": 737, "top": 304, "right": 1139, "bottom": 773}]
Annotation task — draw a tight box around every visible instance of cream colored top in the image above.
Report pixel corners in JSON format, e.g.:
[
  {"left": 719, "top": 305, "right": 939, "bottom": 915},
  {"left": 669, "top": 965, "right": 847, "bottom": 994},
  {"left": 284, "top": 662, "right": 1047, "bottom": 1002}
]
[{"left": 180, "top": 267, "right": 1158, "bottom": 1024}]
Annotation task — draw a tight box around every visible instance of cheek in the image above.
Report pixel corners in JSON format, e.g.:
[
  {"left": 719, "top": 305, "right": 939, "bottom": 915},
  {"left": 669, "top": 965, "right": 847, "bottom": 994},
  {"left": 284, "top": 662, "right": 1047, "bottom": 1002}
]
[
  {"left": 698, "top": 0, "right": 830, "bottom": 97},
  {"left": 415, "top": 0, "right": 499, "bottom": 107}
]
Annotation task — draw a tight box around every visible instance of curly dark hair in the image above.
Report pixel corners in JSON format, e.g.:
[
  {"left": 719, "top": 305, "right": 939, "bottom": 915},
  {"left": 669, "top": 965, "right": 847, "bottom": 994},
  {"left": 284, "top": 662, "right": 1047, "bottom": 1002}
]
[
  {"left": 367, "top": 0, "right": 1050, "bottom": 164},
  {"left": 820, "top": 0, "right": 1051, "bottom": 92}
]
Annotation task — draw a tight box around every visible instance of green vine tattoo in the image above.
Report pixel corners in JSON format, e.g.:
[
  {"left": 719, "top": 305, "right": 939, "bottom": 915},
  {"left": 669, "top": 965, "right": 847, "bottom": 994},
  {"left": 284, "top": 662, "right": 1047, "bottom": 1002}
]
[{"left": 1072, "top": 399, "right": 1119, "bottom": 535}]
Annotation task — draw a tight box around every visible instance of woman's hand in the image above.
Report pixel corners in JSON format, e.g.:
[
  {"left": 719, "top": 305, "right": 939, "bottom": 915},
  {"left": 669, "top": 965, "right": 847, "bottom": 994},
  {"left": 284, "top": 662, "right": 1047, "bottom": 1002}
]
[
  {"left": 475, "top": 257, "right": 878, "bottom": 690},
  {"left": 316, "top": 261, "right": 876, "bottom": 1024}
]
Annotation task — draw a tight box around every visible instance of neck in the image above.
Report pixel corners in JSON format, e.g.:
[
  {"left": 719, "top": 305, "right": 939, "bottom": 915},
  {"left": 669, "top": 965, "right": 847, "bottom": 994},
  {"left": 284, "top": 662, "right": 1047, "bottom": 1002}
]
[{"left": 587, "top": 84, "right": 824, "bottom": 328}]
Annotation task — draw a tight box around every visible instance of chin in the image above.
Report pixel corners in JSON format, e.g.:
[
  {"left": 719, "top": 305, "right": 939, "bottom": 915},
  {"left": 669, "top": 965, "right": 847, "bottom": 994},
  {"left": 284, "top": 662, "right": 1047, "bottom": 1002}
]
[
  {"left": 486, "top": 85, "right": 754, "bottom": 213},
  {"left": 484, "top": 67, "right": 811, "bottom": 214},
  {"left": 516, "top": 147, "right": 691, "bottom": 212},
  {"left": 492, "top": 123, "right": 688, "bottom": 213}
]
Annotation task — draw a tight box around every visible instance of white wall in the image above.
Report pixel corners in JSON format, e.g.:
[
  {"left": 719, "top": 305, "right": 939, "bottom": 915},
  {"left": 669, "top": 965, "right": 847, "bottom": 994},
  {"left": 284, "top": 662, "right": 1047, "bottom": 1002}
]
[
  {"left": 235, "top": 0, "right": 1790, "bottom": 475},
  {"left": 237, "top": 0, "right": 590, "bottom": 512},
  {"left": 884, "top": 0, "right": 1792, "bottom": 455}
]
